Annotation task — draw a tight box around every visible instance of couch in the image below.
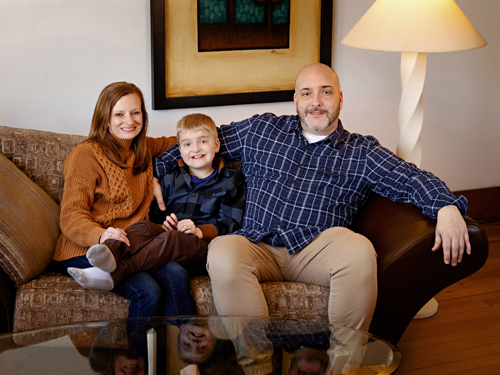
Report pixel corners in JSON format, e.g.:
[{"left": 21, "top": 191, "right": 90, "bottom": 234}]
[{"left": 0, "top": 125, "right": 489, "bottom": 345}]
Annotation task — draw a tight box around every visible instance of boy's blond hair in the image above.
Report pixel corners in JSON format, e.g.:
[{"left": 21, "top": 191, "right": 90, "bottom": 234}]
[{"left": 176, "top": 113, "right": 218, "bottom": 141}]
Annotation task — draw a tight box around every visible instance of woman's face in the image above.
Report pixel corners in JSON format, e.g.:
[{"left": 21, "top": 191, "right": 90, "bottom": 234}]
[
  {"left": 113, "top": 354, "right": 145, "bottom": 375},
  {"left": 108, "top": 93, "right": 143, "bottom": 140}
]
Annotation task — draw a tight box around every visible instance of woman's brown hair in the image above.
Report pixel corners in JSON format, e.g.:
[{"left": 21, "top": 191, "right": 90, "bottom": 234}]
[{"left": 87, "top": 82, "right": 149, "bottom": 174}]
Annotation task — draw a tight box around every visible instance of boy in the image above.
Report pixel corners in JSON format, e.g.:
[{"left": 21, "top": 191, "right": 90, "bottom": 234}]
[{"left": 68, "top": 113, "right": 246, "bottom": 291}]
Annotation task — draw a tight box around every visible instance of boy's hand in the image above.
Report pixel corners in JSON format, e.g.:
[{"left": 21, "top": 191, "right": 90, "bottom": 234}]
[
  {"left": 162, "top": 213, "right": 178, "bottom": 231},
  {"left": 177, "top": 219, "right": 203, "bottom": 239}
]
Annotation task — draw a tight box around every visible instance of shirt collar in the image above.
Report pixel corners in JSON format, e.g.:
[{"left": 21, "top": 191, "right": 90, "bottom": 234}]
[
  {"left": 286, "top": 116, "right": 346, "bottom": 149},
  {"left": 177, "top": 155, "right": 227, "bottom": 175}
]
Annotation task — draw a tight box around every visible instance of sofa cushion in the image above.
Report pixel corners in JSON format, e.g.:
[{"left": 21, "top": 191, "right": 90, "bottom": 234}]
[
  {"left": 0, "top": 154, "right": 61, "bottom": 287},
  {"left": 190, "top": 276, "right": 329, "bottom": 323},
  {"left": 14, "top": 272, "right": 130, "bottom": 332}
]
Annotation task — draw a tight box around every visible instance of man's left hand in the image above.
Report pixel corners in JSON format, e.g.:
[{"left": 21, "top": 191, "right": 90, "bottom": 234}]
[{"left": 432, "top": 205, "right": 471, "bottom": 266}]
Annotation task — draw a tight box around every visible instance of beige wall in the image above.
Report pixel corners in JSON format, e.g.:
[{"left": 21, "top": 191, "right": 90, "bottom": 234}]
[{"left": 0, "top": 0, "right": 498, "bottom": 191}]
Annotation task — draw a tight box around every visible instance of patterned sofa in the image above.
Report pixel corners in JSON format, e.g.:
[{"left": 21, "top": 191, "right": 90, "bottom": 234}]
[{"left": 0, "top": 125, "right": 489, "bottom": 345}]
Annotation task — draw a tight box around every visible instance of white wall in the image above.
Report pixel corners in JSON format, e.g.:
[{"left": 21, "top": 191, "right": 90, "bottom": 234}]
[{"left": 0, "top": 0, "right": 498, "bottom": 191}]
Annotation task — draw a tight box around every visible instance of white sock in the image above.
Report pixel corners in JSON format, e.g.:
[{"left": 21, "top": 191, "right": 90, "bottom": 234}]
[
  {"left": 68, "top": 267, "right": 114, "bottom": 291},
  {"left": 87, "top": 244, "right": 117, "bottom": 273}
]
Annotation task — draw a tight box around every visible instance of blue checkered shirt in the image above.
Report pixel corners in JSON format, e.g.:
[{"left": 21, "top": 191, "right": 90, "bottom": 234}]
[{"left": 155, "top": 113, "right": 467, "bottom": 254}]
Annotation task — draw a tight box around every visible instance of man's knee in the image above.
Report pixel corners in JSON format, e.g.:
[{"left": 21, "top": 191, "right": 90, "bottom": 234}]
[
  {"left": 207, "top": 235, "right": 248, "bottom": 281},
  {"left": 320, "top": 228, "right": 377, "bottom": 276}
]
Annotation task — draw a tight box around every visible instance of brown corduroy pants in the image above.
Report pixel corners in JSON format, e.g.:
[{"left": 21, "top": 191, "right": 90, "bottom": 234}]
[{"left": 104, "top": 220, "right": 208, "bottom": 285}]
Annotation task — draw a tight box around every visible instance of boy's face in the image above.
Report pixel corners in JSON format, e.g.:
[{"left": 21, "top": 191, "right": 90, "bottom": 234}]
[
  {"left": 178, "top": 129, "right": 220, "bottom": 177},
  {"left": 178, "top": 321, "right": 217, "bottom": 363}
]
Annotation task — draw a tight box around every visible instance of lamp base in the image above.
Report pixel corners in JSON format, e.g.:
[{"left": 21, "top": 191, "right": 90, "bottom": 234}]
[{"left": 413, "top": 298, "right": 438, "bottom": 319}]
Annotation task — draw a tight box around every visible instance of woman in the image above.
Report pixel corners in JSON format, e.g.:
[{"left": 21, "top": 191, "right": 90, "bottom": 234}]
[{"left": 53, "top": 81, "right": 196, "bottom": 317}]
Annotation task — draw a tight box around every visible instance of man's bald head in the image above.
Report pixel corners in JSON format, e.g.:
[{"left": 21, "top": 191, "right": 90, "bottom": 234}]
[{"left": 295, "top": 63, "right": 341, "bottom": 93}]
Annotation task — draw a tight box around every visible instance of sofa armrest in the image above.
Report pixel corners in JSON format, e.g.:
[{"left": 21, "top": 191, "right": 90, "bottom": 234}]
[
  {"left": 0, "top": 266, "right": 16, "bottom": 334},
  {"left": 351, "top": 193, "right": 489, "bottom": 344}
]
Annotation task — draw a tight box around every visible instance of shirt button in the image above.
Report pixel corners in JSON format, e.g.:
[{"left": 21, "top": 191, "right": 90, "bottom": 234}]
[
  {"left": 292, "top": 180, "right": 296, "bottom": 184},
  {"left": 192, "top": 193, "right": 196, "bottom": 196}
]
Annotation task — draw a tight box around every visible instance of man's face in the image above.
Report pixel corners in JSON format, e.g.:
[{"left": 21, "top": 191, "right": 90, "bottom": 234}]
[
  {"left": 288, "top": 347, "right": 329, "bottom": 375},
  {"left": 294, "top": 64, "right": 343, "bottom": 136},
  {"left": 113, "top": 354, "right": 145, "bottom": 375}
]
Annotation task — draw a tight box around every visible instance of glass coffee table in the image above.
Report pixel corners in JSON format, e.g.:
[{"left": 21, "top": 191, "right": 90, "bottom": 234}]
[{"left": 0, "top": 316, "right": 401, "bottom": 374}]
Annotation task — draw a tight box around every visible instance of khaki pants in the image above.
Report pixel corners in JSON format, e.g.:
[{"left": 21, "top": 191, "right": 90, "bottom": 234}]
[{"left": 207, "top": 227, "right": 377, "bottom": 331}]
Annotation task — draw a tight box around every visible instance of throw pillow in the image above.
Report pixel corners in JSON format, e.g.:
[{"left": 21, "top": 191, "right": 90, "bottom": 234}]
[{"left": 0, "top": 154, "right": 60, "bottom": 287}]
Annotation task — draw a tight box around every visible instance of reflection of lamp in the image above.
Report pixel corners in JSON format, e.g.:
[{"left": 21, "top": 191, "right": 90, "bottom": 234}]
[{"left": 341, "top": 0, "right": 486, "bottom": 318}]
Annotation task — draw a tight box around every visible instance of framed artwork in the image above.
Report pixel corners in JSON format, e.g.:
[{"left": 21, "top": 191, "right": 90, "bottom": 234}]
[{"left": 151, "top": 0, "right": 333, "bottom": 109}]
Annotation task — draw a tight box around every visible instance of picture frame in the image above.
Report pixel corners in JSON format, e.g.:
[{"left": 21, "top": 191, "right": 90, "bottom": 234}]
[{"left": 151, "top": 0, "right": 333, "bottom": 110}]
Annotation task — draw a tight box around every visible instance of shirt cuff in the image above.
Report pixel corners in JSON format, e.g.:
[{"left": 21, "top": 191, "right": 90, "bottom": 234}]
[{"left": 197, "top": 224, "right": 218, "bottom": 241}]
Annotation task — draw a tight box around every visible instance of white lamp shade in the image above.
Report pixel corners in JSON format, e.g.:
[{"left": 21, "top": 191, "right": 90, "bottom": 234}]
[{"left": 341, "top": 0, "right": 487, "bottom": 53}]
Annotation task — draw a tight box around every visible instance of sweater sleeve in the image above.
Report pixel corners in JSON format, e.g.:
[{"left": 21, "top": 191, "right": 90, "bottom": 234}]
[
  {"left": 59, "top": 145, "right": 108, "bottom": 247},
  {"left": 147, "top": 136, "right": 177, "bottom": 158}
]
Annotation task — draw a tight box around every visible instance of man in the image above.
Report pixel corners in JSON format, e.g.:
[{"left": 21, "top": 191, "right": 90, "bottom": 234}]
[{"left": 154, "top": 63, "right": 470, "bottom": 332}]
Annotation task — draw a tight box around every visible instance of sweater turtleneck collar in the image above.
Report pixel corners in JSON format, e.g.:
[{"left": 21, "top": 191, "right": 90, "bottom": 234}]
[{"left": 110, "top": 133, "right": 134, "bottom": 151}]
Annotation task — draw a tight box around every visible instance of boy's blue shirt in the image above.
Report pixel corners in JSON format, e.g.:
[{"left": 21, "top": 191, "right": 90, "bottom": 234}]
[{"left": 153, "top": 155, "right": 246, "bottom": 240}]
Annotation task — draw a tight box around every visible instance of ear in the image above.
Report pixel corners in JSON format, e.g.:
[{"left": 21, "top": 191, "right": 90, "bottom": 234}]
[
  {"left": 339, "top": 90, "right": 344, "bottom": 110},
  {"left": 214, "top": 138, "right": 220, "bottom": 153}
]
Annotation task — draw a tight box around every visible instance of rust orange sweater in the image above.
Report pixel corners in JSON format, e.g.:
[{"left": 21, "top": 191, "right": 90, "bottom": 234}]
[{"left": 53, "top": 135, "right": 176, "bottom": 261}]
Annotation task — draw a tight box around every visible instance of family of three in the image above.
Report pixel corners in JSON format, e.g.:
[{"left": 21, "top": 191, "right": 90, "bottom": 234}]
[{"left": 55, "top": 63, "right": 471, "bottom": 333}]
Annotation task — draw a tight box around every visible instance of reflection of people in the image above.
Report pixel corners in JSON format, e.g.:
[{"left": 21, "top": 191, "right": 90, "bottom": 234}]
[
  {"left": 101, "top": 350, "right": 146, "bottom": 375},
  {"left": 156, "top": 63, "right": 470, "bottom": 332},
  {"left": 81, "top": 321, "right": 148, "bottom": 375},
  {"left": 213, "top": 317, "right": 332, "bottom": 375},
  {"left": 177, "top": 318, "right": 218, "bottom": 364},
  {"left": 54, "top": 82, "right": 195, "bottom": 317},
  {"left": 287, "top": 347, "right": 329, "bottom": 375},
  {"left": 67, "top": 113, "right": 246, "bottom": 292}
]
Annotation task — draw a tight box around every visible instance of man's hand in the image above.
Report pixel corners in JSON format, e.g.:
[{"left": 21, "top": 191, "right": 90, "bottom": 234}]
[
  {"left": 432, "top": 205, "right": 471, "bottom": 266},
  {"left": 152, "top": 177, "right": 166, "bottom": 211}
]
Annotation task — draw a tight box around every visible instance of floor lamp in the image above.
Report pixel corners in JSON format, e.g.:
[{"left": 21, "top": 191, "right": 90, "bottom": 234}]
[{"left": 341, "top": 0, "right": 486, "bottom": 318}]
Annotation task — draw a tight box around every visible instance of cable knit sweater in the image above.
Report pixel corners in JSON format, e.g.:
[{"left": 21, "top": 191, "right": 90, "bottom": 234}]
[{"left": 53, "top": 135, "right": 176, "bottom": 261}]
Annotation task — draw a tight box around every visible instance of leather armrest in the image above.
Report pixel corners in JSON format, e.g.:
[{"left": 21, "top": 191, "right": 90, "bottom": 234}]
[
  {"left": 351, "top": 194, "right": 489, "bottom": 344},
  {"left": 0, "top": 267, "right": 16, "bottom": 334}
]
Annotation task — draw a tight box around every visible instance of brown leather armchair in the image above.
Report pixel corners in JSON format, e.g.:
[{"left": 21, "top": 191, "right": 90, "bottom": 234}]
[{"left": 353, "top": 194, "right": 488, "bottom": 344}]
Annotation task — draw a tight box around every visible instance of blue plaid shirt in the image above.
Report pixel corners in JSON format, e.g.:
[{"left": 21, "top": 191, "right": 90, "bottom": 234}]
[{"left": 155, "top": 113, "right": 467, "bottom": 254}]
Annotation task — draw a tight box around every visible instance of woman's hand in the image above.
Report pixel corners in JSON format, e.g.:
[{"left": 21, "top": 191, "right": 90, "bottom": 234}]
[
  {"left": 152, "top": 177, "right": 166, "bottom": 211},
  {"left": 100, "top": 227, "right": 130, "bottom": 246}
]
